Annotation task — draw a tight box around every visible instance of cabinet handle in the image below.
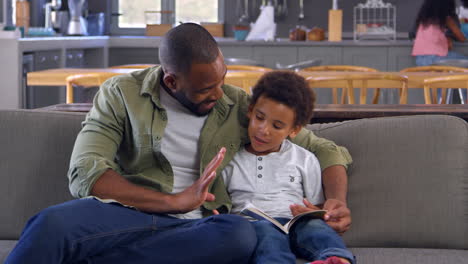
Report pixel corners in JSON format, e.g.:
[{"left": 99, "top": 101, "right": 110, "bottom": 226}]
[
  {"left": 53, "top": 55, "right": 59, "bottom": 61},
  {"left": 40, "top": 56, "right": 46, "bottom": 63}
]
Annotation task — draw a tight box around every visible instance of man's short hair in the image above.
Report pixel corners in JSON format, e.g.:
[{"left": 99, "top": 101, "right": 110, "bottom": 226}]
[
  {"left": 250, "top": 71, "right": 316, "bottom": 127},
  {"left": 159, "top": 23, "right": 219, "bottom": 75}
]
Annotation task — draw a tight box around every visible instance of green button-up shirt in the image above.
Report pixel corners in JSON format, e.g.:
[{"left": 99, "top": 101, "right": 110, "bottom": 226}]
[{"left": 68, "top": 66, "right": 352, "bottom": 214}]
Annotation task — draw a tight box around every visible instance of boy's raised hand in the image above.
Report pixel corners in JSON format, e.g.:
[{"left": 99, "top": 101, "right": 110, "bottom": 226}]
[{"left": 170, "top": 147, "right": 226, "bottom": 213}]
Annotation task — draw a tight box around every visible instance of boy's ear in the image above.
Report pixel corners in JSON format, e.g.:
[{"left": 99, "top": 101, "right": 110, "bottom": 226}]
[{"left": 288, "top": 125, "right": 302, "bottom": 139}]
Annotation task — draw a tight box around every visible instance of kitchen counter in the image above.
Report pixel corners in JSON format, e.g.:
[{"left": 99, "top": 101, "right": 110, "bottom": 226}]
[{"left": 17, "top": 35, "right": 419, "bottom": 50}]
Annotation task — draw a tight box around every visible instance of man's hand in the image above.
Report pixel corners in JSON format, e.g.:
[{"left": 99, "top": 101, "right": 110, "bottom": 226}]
[
  {"left": 170, "top": 147, "right": 226, "bottom": 213},
  {"left": 322, "top": 198, "right": 351, "bottom": 235}
]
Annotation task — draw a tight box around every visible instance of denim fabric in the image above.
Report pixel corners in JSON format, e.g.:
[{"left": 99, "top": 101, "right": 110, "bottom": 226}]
[
  {"left": 415, "top": 51, "right": 468, "bottom": 66},
  {"left": 5, "top": 199, "right": 257, "bottom": 264},
  {"left": 250, "top": 218, "right": 297, "bottom": 264},
  {"left": 290, "top": 219, "right": 355, "bottom": 264},
  {"left": 250, "top": 218, "right": 355, "bottom": 264}
]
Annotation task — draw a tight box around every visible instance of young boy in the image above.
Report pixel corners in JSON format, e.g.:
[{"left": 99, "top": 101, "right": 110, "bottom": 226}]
[{"left": 221, "top": 71, "right": 354, "bottom": 264}]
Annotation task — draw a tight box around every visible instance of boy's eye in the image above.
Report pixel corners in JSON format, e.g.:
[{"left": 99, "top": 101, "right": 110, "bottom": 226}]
[
  {"left": 273, "top": 124, "right": 283, "bottom": 129},
  {"left": 256, "top": 114, "right": 264, "bottom": 120}
]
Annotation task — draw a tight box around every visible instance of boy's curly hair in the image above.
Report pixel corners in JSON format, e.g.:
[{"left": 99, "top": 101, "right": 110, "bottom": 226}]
[{"left": 250, "top": 71, "right": 316, "bottom": 127}]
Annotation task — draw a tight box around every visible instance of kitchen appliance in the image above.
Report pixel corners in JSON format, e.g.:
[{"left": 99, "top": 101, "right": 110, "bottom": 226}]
[
  {"left": 353, "top": 0, "right": 396, "bottom": 41},
  {"left": 44, "top": 0, "right": 61, "bottom": 30},
  {"left": 67, "top": 0, "right": 87, "bottom": 35}
]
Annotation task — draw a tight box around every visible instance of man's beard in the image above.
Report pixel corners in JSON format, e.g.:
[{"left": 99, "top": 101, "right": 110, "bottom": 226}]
[{"left": 172, "top": 90, "right": 215, "bottom": 116}]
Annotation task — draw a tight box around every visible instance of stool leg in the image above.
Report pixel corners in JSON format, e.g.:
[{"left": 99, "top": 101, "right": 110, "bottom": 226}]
[
  {"left": 446, "top": 88, "right": 453, "bottom": 104},
  {"left": 458, "top": 88, "right": 465, "bottom": 104}
]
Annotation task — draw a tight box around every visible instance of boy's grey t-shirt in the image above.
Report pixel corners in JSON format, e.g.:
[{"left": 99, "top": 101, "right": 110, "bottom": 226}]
[{"left": 222, "top": 140, "right": 324, "bottom": 219}]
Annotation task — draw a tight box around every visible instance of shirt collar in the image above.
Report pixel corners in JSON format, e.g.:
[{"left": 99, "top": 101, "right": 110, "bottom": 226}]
[{"left": 135, "top": 65, "right": 235, "bottom": 114}]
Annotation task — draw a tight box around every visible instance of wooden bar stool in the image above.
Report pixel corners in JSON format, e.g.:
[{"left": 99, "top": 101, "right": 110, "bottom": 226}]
[
  {"left": 401, "top": 65, "right": 468, "bottom": 104},
  {"left": 301, "top": 65, "right": 379, "bottom": 104},
  {"left": 224, "top": 71, "right": 267, "bottom": 94},
  {"left": 226, "top": 65, "right": 273, "bottom": 72},
  {"left": 307, "top": 73, "right": 409, "bottom": 104},
  {"left": 65, "top": 72, "right": 122, "bottom": 103},
  {"left": 423, "top": 75, "right": 468, "bottom": 104},
  {"left": 110, "top": 64, "right": 159, "bottom": 69}
]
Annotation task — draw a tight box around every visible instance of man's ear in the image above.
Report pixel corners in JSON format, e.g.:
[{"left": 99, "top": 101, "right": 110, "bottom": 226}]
[
  {"left": 288, "top": 125, "right": 302, "bottom": 139},
  {"left": 246, "top": 104, "right": 254, "bottom": 119},
  {"left": 163, "top": 73, "right": 177, "bottom": 92}
]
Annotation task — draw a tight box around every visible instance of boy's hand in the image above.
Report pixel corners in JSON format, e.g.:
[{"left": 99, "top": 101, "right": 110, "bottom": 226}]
[
  {"left": 322, "top": 198, "right": 351, "bottom": 235},
  {"left": 170, "top": 147, "right": 226, "bottom": 213},
  {"left": 290, "top": 198, "right": 321, "bottom": 216}
]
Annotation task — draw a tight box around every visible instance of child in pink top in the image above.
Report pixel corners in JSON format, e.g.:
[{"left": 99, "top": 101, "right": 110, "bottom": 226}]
[{"left": 412, "top": 0, "right": 467, "bottom": 66}]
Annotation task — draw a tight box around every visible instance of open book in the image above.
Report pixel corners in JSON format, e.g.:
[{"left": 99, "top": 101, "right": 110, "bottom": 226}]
[{"left": 241, "top": 206, "right": 327, "bottom": 234}]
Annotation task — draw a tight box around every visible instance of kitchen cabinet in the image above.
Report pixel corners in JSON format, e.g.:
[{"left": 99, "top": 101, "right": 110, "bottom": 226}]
[
  {"left": 253, "top": 46, "right": 298, "bottom": 68},
  {"left": 298, "top": 47, "right": 343, "bottom": 66},
  {"left": 66, "top": 49, "right": 85, "bottom": 68},
  {"left": 220, "top": 46, "right": 255, "bottom": 60},
  {"left": 342, "top": 47, "right": 388, "bottom": 71},
  {"left": 108, "top": 48, "right": 159, "bottom": 67},
  {"left": 25, "top": 50, "right": 64, "bottom": 108}
]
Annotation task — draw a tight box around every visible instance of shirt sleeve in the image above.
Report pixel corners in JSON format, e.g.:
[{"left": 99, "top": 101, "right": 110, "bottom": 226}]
[
  {"left": 67, "top": 78, "right": 126, "bottom": 198},
  {"left": 301, "top": 152, "right": 325, "bottom": 205},
  {"left": 290, "top": 128, "right": 352, "bottom": 171}
]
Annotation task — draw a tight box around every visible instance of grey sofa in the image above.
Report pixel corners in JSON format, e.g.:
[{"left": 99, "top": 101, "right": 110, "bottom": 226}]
[{"left": 0, "top": 109, "right": 467, "bottom": 263}]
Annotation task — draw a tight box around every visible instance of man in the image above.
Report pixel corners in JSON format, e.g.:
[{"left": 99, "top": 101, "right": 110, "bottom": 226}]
[{"left": 6, "top": 23, "right": 351, "bottom": 264}]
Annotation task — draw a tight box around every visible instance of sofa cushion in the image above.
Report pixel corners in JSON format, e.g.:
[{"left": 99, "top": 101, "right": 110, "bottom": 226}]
[
  {"left": 0, "top": 110, "right": 86, "bottom": 239},
  {"left": 307, "top": 115, "right": 468, "bottom": 249},
  {"left": 296, "top": 248, "right": 468, "bottom": 264},
  {"left": 0, "top": 240, "right": 17, "bottom": 263}
]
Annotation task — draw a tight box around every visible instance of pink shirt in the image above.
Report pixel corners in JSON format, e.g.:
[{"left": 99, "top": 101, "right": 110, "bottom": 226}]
[{"left": 412, "top": 24, "right": 448, "bottom": 56}]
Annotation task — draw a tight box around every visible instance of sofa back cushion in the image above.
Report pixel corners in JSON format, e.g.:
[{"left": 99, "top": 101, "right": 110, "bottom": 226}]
[
  {"left": 308, "top": 115, "right": 468, "bottom": 249},
  {"left": 0, "top": 110, "right": 86, "bottom": 239}
]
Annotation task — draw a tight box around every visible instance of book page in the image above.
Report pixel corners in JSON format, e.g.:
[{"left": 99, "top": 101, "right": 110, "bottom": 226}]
[
  {"left": 240, "top": 207, "right": 289, "bottom": 233},
  {"left": 284, "top": 210, "right": 327, "bottom": 231}
]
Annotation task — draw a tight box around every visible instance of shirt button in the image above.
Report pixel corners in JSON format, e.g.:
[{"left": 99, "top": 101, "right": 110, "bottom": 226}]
[
  {"left": 258, "top": 166, "right": 263, "bottom": 170},
  {"left": 257, "top": 174, "right": 262, "bottom": 178},
  {"left": 258, "top": 157, "right": 262, "bottom": 161}
]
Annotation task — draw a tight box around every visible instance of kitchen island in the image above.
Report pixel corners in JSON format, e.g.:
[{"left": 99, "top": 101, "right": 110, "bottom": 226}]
[{"left": 2, "top": 35, "right": 468, "bottom": 109}]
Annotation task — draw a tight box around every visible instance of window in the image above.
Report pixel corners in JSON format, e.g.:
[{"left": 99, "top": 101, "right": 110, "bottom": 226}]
[
  {"left": 118, "top": 0, "right": 162, "bottom": 28},
  {"left": 112, "top": 0, "right": 223, "bottom": 34},
  {"left": 175, "top": 0, "right": 218, "bottom": 23}
]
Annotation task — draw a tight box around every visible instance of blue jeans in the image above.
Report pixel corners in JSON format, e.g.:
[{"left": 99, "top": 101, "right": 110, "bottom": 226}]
[
  {"left": 415, "top": 51, "right": 468, "bottom": 66},
  {"left": 250, "top": 218, "right": 355, "bottom": 264},
  {"left": 5, "top": 198, "right": 257, "bottom": 264}
]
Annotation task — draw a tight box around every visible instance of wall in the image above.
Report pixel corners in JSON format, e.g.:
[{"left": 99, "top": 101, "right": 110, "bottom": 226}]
[
  {"left": 0, "top": 0, "right": 3, "bottom": 24},
  {"left": 224, "top": 0, "right": 427, "bottom": 38}
]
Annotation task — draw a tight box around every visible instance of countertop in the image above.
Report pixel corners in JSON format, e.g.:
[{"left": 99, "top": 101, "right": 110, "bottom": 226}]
[{"left": 15, "top": 35, "right": 418, "bottom": 51}]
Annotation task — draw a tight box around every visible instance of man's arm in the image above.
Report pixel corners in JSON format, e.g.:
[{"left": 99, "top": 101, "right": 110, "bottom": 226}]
[
  {"left": 321, "top": 165, "right": 351, "bottom": 234},
  {"left": 289, "top": 128, "right": 352, "bottom": 234},
  {"left": 69, "top": 77, "right": 225, "bottom": 213},
  {"left": 91, "top": 148, "right": 226, "bottom": 213}
]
